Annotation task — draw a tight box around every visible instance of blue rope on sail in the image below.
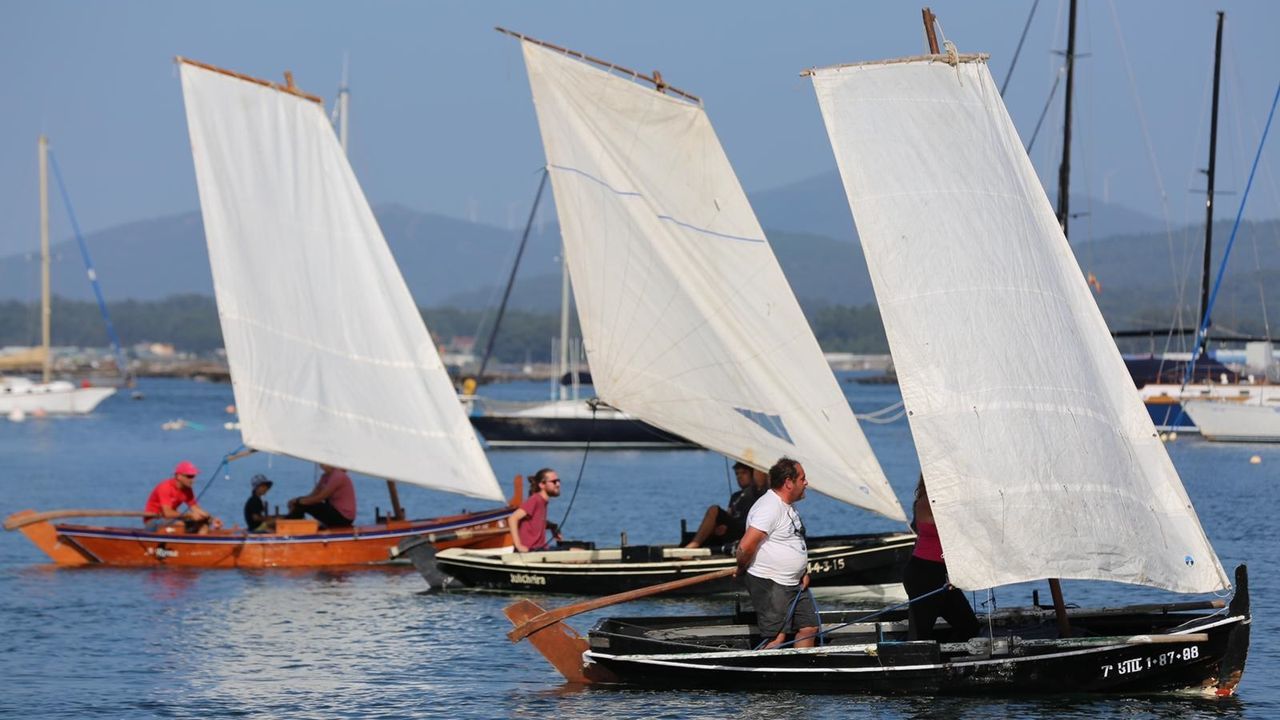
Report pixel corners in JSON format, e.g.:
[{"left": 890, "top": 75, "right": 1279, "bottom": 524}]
[
  {"left": 47, "top": 151, "right": 131, "bottom": 383},
  {"left": 1183, "top": 79, "right": 1280, "bottom": 386}
]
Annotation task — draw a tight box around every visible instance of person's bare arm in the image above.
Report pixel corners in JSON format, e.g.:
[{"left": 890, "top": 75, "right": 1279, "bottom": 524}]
[
  {"left": 509, "top": 507, "right": 529, "bottom": 552},
  {"left": 735, "top": 527, "right": 767, "bottom": 577}
]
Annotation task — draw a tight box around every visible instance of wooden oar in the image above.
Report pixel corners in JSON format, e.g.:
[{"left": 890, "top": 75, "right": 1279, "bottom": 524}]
[
  {"left": 507, "top": 566, "right": 736, "bottom": 642},
  {"left": 4, "top": 509, "right": 147, "bottom": 531}
]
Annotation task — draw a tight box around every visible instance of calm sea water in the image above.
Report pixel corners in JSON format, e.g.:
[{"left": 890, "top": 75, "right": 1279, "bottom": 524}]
[{"left": 0, "top": 376, "right": 1276, "bottom": 719}]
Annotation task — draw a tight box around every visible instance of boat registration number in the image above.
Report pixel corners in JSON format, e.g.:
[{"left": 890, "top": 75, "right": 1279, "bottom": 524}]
[
  {"left": 1100, "top": 646, "right": 1200, "bottom": 677},
  {"left": 807, "top": 557, "right": 846, "bottom": 575}
]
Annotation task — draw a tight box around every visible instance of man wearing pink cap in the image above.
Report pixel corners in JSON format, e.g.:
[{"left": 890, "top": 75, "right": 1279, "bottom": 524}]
[{"left": 143, "top": 460, "right": 220, "bottom": 533}]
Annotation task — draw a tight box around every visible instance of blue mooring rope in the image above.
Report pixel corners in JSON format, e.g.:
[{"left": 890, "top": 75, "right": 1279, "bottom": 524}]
[{"left": 195, "top": 445, "right": 247, "bottom": 502}]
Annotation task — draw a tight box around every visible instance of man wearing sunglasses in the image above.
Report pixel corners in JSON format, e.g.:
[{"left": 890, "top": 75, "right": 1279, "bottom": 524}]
[
  {"left": 509, "top": 468, "right": 562, "bottom": 553},
  {"left": 142, "top": 460, "right": 221, "bottom": 533},
  {"left": 736, "top": 457, "right": 817, "bottom": 649}
]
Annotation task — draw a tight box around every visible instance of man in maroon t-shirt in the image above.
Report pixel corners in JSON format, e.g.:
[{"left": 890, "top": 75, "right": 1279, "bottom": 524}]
[{"left": 509, "top": 468, "right": 562, "bottom": 552}]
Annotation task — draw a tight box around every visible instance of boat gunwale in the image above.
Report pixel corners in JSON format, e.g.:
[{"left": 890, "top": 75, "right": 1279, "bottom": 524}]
[{"left": 54, "top": 507, "right": 512, "bottom": 545}]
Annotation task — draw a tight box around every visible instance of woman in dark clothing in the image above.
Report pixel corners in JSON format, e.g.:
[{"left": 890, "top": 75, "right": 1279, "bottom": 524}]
[{"left": 903, "top": 475, "right": 980, "bottom": 641}]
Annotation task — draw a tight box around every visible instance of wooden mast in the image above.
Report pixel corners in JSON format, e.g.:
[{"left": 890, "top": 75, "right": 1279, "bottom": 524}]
[
  {"left": 39, "top": 135, "right": 51, "bottom": 383},
  {"left": 922, "top": 7, "right": 940, "bottom": 54},
  {"left": 1198, "top": 12, "right": 1225, "bottom": 336}
]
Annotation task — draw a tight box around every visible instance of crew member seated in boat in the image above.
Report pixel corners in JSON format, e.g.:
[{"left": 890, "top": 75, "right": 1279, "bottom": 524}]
[
  {"left": 684, "top": 461, "right": 765, "bottom": 549},
  {"left": 736, "top": 457, "right": 819, "bottom": 650},
  {"left": 509, "top": 468, "right": 562, "bottom": 553},
  {"left": 143, "top": 460, "right": 221, "bottom": 533},
  {"left": 243, "top": 474, "right": 273, "bottom": 533},
  {"left": 286, "top": 464, "right": 356, "bottom": 529},
  {"left": 903, "top": 475, "right": 980, "bottom": 641}
]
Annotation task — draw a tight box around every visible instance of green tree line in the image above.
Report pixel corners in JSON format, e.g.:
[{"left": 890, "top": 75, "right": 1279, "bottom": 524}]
[{"left": 0, "top": 295, "right": 898, "bottom": 359}]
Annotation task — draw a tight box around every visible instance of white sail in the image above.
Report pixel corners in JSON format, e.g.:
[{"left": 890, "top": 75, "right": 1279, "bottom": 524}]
[
  {"left": 810, "top": 55, "right": 1227, "bottom": 592},
  {"left": 519, "top": 42, "right": 904, "bottom": 520},
  {"left": 179, "top": 61, "right": 503, "bottom": 502}
]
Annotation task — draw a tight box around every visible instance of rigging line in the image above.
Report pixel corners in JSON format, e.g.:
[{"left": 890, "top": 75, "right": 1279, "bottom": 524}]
[
  {"left": 1227, "top": 46, "right": 1277, "bottom": 340},
  {"left": 46, "top": 150, "right": 131, "bottom": 384},
  {"left": 195, "top": 444, "right": 247, "bottom": 502},
  {"left": 1025, "top": 66, "right": 1063, "bottom": 153},
  {"left": 1105, "top": 0, "right": 1181, "bottom": 334},
  {"left": 1185, "top": 78, "right": 1280, "bottom": 384},
  {"left": 476, "top": 168, "right": 549, "bottom": 382},
  {"left": 555, "top": 402, "right": 596, "bottom": 536},
  {"left": 1001, "top": 0, "right": 1041, "bottom": 96}
]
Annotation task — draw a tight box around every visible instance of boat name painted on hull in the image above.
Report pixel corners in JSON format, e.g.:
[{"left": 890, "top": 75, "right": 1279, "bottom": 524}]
[
  {"left": 1101, "top": 645, "right": 1200, "bottom": 678},
  {"left": 510, "top": 572, "right": 547, "bottom": 586},
  {"left": 807, "top": 557, "right": 845, "bottom": 575}
]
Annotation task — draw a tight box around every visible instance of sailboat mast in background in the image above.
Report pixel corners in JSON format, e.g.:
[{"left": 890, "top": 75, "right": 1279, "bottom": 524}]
[
  {"left": 1198, "top": 11, "right": 1225, "bottom": 334},
  {"left": 1056, "top": 0, "right": 1078, "bottom": 238},
  {"left": 39, "top": 135, "right": 51, "bottom": 384}
]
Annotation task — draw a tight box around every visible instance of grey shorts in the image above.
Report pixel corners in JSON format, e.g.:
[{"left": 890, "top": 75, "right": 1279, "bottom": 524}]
[{"left": 744, "top": 572, "right": 819, "bottom": 637}]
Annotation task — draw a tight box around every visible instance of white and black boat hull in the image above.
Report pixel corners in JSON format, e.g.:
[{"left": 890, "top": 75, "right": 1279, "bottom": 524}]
[
  {"left": 575, "top": 565, "right": 1250, "bottom": 696},
  {"left": 406, "top": 532, "right": 914, "bottom": 598}
]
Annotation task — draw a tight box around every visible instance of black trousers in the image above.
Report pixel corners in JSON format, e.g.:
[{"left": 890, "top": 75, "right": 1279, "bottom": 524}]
[
  {"left": 287, "top": 501, "right": 353, "bottom": 528},
  {"left": 902, "top": 555, "right": 980, "bottom": 641}
]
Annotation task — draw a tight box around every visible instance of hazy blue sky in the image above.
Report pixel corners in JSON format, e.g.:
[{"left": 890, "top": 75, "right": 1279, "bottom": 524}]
[{"left": 3, "top": 0, "right": 1279, "bottom": 259}]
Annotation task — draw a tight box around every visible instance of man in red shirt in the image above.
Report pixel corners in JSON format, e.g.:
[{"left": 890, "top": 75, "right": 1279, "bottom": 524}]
[
  {"left": 286, "top": 464, "right": 357, "bottom": 528},
  {"left": 509, "top": 468, "right": 561, "bottom": 552},
  {"left": 143, "top": 460, "right": 220, "bottom": 533}
]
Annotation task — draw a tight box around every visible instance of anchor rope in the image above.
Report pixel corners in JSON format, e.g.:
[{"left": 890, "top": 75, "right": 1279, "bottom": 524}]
[{"left": 553, "top": 401, "right": 596, "bottom": 537}]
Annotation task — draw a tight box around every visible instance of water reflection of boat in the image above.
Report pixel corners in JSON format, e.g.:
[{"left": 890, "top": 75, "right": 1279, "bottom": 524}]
[{"left": 6, "top": 59, "right": 517, "bottom": 567}]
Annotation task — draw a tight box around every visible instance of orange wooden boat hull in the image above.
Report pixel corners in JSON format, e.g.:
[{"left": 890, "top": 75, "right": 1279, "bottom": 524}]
[{"left": 10, "top": 507, "right": 514, "bottom": 569}]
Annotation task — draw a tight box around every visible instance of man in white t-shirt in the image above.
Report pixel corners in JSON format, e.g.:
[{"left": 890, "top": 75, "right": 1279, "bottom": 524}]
[{"left": 735, "top": 457, "right": 817, "bottom": 649}]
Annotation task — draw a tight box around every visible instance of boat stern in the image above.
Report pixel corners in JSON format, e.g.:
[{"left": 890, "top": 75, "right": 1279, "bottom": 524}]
[
  {"left": 1214, "top": 564, "right": 1251, "bottom": 696},
  {"left": 5, "top": 511, "right": 94, "bottom": 565}
]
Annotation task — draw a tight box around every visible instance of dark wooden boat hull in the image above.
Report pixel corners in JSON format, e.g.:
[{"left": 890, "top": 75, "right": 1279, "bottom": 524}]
[
  {"left": 469, "top": 415, "right": 697, "bottom": 448},
  {"left": 580, "top": 565, "right": 1251, "bottom": 696},
  {"left": 418, "top": 532, "right": 914, "bottom": 597}
]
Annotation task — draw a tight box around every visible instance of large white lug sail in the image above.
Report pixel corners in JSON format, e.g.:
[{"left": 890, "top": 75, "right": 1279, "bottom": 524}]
[
  {"left": 179, "top": 62, "right": 503, "bottom": 502},
  {"left": 520, "top": 42, "right": 904, "bottom": 520},
  {"left": 811, "top": 56, "right": 1227, "bottom": 592}
]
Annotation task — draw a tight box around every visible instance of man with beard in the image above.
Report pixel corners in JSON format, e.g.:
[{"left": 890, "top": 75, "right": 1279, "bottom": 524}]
[{"left": 509, "top": 468, "right": 562, "bottom": 552}]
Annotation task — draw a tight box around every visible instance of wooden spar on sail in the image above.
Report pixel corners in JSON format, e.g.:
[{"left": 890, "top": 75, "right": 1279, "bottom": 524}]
[
  {"left": 174, "top": 57, "right": 324, "bottom": 105},
  {"left": 922, "top": 7, "right": 941, "bottom": 54},
  {"left": 494, "top": 27, "right": 701, "bottom": 105}
]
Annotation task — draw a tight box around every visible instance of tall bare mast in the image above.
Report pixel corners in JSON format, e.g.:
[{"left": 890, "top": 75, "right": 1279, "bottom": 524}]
[
  {"left": 39, "top": 135, "right": 51, "bottom": 383},
  {"left": 1198, "top": 12, "right": 1225, "bottom": 335},
  {"left": 1055, "top": 0, "right": 1078, "bottom": 239}
]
